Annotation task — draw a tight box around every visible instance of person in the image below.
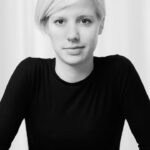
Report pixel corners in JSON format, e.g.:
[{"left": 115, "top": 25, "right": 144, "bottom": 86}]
[{"left": 0, "top": 0, "right": 150, "bottom": 149}]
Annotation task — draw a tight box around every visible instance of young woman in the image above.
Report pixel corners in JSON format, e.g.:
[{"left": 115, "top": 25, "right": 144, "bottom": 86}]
[{"left": 0, "top": 0, "right": 150, "bottom": 149}]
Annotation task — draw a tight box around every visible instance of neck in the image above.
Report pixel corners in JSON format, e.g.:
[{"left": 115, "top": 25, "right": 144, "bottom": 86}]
[{"left": 55, "top": 57, "right": 94, "bottom": 83}]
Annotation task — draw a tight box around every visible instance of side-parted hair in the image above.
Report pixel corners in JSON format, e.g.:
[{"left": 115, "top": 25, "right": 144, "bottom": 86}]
[{"left": 35, "top": 0, "right": 106, "bottom": 33}]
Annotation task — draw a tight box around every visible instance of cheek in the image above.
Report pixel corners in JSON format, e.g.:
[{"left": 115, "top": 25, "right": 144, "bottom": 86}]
[
  {"left": 49, "top": 31, "right": 62, "bottom": 42},
  {"left": 48, "top": 25, "right": 65, "bottom": 43},
  {"left": 48, "top": 33, "right": 65, "bottom": 50},
  {"left": 81, "top": 27, "right": 99, "bottom": 44}
]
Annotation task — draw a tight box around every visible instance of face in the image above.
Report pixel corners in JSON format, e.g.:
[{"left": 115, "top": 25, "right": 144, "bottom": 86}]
[{"left": 46, "top": 0, "right": 103, "bottom": 66}]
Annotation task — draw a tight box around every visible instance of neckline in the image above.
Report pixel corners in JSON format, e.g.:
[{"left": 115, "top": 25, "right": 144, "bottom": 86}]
[{"left": 50, "top": 57, "right": 96, "bottom": 86}]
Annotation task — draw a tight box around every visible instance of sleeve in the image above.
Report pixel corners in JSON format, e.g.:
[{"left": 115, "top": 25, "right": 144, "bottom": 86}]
[
  {"left": 0, "top": 57, "right": 31, "bottom": 150},
  {"left": 117, "top": 55, "right": 150, "bottom": 150}
]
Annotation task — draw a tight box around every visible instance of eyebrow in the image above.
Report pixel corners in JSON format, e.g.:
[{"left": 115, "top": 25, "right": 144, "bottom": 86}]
[
  {"left": 78, "top": 15, "right": 95, "bottom": 18},
  {"left": 51, "top": 15, "right": 95, "bottom": 19}
]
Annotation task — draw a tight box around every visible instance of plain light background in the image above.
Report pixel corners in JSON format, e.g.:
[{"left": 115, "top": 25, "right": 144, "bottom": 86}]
[{"left": 0, "top": 0, "right": 150, "bottom": 150}]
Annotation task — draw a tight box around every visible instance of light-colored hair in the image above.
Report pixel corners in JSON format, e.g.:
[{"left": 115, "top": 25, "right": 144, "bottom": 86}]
[{"left": 35, "top": 0, "right": 106, "bottom": 33}]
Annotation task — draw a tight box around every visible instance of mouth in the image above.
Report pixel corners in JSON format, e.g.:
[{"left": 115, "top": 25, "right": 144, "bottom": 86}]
[
  {"left": 63, "top": 46, "right": 85, "bottom": 49},
  {"left": 63, "top": 46, "right": 85, "bottom": 55}
]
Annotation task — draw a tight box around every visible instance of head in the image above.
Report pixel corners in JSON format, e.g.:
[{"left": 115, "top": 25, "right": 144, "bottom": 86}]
[{"left": 35, "top": 0, "right": 106, "bottom": 65}]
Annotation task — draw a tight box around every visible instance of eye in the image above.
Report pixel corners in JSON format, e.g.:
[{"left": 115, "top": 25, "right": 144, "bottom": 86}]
[
  {"left": 80, "top": 18, "right": 92, "bottom": 24},
  {"left": 54, "top": 19, "right": 65, "bottom": 25}
]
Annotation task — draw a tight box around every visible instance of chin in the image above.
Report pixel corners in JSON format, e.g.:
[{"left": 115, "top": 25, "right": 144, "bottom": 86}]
[{"left": 61, "top": 55, "right": 85, "bottom": 66}]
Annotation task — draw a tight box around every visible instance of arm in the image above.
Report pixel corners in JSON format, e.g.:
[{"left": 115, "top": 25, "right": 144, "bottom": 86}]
[
  {"left": 117, "top": 55, "right": 150, "bottom": 150},
  {"left": 0, "top": 58, "right": 31, "bottom": 150}
]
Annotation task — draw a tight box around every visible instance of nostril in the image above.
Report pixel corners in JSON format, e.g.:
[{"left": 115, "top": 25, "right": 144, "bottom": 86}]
[
  {"left": 67, "top": 26, "right": 80, "bottom": 42},
  {"left": 67, "top": 37, "right": 80, "bottom": 42},
  {"left": 67, "top": 33, "right": 80, "bottom": 42}
]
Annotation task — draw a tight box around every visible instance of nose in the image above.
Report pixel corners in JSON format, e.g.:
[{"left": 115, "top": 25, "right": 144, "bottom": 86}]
[{"left": 67, "top": 24, "right": 80, "bottom": 43}]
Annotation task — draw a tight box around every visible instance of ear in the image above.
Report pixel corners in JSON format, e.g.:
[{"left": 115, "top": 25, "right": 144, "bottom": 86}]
[
  {"left": 98, "top": 17, "right": 105, "bottom": 35},
  {"left": 43, "top": 23, "right": 51, "bottom": 37}
]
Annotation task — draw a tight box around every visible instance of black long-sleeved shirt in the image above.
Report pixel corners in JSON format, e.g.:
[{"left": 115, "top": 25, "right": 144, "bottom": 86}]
[{"left": 0, "top": 54, "right": 150, "bottom": 150}]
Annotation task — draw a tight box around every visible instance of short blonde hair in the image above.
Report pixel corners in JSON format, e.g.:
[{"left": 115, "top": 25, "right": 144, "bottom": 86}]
[{"left": 35, "top": 0, "right": 106, "bottom": 33}]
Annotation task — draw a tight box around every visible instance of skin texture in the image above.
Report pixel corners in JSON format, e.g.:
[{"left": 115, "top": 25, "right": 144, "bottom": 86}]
[{"left": 45, "top": 0, "right": 104, "bottom": 82}]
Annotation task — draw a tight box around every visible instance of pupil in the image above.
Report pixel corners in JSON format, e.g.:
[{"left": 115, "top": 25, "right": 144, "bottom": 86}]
[{"left": 83, "top": 19, "right": 86, "bottom": 23}]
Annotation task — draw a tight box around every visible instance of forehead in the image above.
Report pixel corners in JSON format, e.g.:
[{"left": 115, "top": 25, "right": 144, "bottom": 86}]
[{"left": 50, "top": 0, "right": 97, "bottom": 18}]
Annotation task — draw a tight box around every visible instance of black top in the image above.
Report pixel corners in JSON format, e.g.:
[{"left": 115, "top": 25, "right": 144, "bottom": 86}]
[{"left": 0, "top": 54, "right": 150, "bottom": 150}]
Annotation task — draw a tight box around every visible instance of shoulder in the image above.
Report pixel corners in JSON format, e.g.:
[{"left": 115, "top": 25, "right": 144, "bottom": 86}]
[
  {"left": 17, "top": 56, "right": 53, "bottom": 71},
  {"left": 15, "top": 57, "right": 53, "bottom": 80},
  {"left": 94, "top": 54, "right": 134, "bottom": 73},
  {"left": 105, "top": 54, "right": 138, "bottom": 82},
  {"left": 112, "top": 54, "right": 135, "bottom": 74},
  {"left": 19, "top": 57, "right": 49, "bottom": 66},
  {"left": 95, "top": 54, "right": 132, "bottom": 65}
]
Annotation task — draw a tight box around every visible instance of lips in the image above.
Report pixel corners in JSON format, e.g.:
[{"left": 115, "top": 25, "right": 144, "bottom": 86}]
[
  {"left": 63, "top": 46, "right": 85, "bottom": 55},
  {"left": 63, "top": 46, "right": 85, "bottom": 49}
]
